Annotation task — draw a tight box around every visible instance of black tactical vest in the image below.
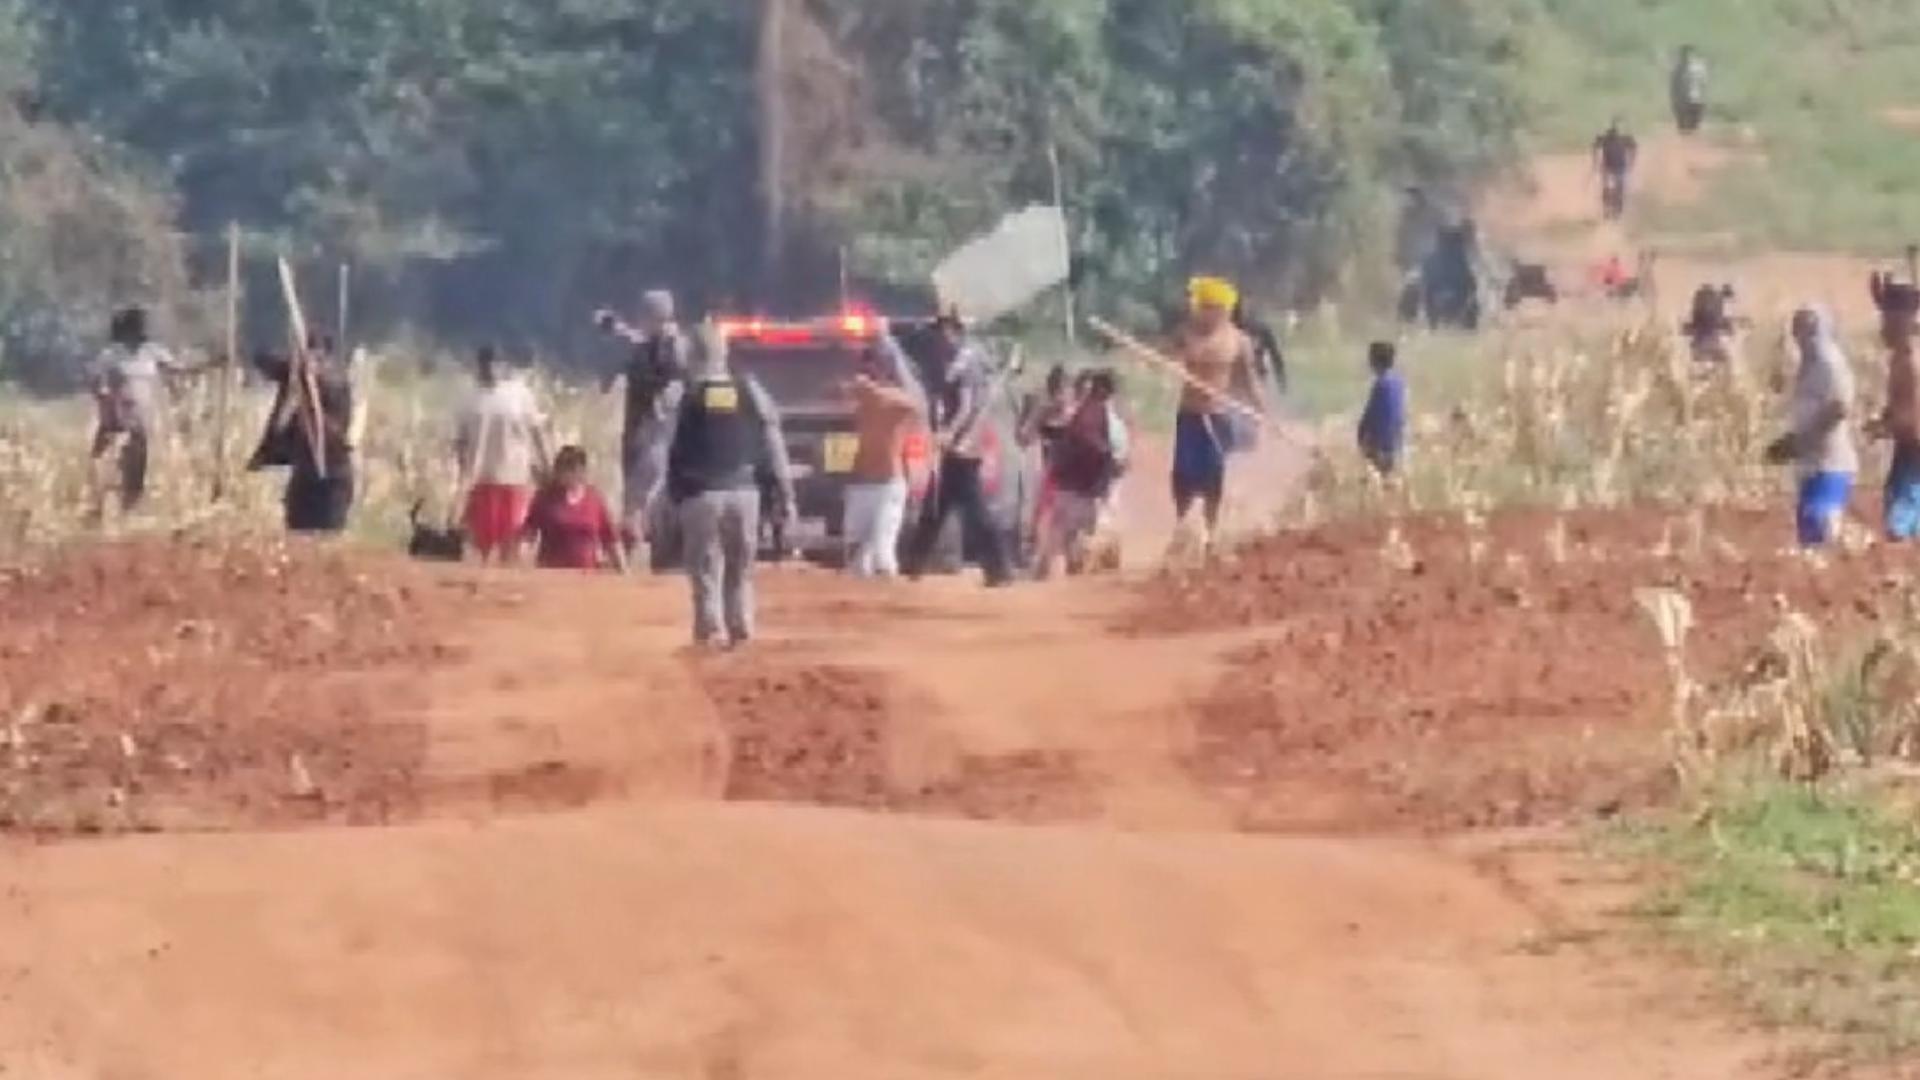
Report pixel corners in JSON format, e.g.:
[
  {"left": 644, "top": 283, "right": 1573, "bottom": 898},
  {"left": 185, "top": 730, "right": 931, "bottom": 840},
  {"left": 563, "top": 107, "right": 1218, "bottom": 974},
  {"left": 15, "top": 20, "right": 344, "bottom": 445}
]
[{"left": 669, "top": 376, "right": 760, "bottom": 501}]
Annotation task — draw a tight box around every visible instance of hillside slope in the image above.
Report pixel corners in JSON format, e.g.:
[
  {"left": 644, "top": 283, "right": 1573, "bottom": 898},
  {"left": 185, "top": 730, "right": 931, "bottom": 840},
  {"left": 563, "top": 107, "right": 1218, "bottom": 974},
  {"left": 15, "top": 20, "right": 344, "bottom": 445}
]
[{"left": 1514, "top": 0, "right": 1920, "bottom": 259}]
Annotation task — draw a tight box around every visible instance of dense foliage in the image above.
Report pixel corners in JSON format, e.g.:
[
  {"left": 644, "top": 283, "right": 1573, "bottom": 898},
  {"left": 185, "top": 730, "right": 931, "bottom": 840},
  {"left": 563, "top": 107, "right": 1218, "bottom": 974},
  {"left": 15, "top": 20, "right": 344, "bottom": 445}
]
[{"left": 0, "top": 0, "right": 1528, "bottom": 379}]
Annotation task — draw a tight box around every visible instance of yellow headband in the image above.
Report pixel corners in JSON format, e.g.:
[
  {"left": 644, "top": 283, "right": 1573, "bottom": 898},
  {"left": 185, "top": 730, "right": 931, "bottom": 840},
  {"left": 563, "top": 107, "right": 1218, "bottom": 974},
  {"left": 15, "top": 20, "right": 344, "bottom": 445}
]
[{"left": 1189, "top": 276, "right": 1239, "bottom": 312}]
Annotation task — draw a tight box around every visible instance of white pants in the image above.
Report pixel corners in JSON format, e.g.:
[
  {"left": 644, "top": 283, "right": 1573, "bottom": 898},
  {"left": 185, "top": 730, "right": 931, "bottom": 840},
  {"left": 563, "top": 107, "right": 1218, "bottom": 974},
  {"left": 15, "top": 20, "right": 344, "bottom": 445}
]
[{"left": 843, "top": 479, "right": 908, "bottom": 578}]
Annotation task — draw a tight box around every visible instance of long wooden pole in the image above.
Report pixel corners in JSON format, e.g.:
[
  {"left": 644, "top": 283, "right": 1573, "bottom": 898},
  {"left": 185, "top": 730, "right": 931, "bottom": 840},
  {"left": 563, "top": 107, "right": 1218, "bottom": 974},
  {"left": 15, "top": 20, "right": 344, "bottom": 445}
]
[
  {"left": 275, "top": 256, "right": 328, "bottom": 478},
  {"left": 1086, "top": 316, "right": 1269, "bottom": 427},
  {"left": 1047, "top": 139, "right": 1077, "bottom": 349},
  {"left": 336, "top": 263, "right": 350, "bottom": 352},
  {"left": 212, "top": 222, "right": 240, "bottom": 502}
]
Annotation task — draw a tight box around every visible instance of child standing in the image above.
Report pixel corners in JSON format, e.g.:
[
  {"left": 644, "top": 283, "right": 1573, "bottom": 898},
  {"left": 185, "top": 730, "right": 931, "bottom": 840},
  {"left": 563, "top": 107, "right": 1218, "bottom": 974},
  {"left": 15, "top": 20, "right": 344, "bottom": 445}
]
[{"left": 1358, "top": 341, "right": 1407, "bottom": 476}]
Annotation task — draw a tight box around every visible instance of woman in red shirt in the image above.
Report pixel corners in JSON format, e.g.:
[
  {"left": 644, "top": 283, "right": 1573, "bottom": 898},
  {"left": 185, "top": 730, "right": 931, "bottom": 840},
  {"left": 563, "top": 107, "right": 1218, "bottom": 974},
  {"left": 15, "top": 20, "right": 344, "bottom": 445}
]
[{"left": 522, "top": 446, "right": 628, "bottom": 572}]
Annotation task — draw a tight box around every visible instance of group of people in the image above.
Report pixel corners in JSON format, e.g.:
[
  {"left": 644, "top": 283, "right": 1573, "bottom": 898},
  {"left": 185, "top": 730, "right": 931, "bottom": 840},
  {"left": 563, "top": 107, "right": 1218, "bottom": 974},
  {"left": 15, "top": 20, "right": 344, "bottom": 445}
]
[
  {"left": 1767, "top": 277, "right": 1920, "bottom": 547},
  {"left": 83, "top": 271, "right": 1333, "bottom": 647},
  {"left": 1019, "top": 364, "right": 1131, "bottom": 579},
  {"left": 88, "top": 306, "right": 361, "bottom": 533},
  {"left": 459, "top": 297, "right": 792, "bottom": 648}
]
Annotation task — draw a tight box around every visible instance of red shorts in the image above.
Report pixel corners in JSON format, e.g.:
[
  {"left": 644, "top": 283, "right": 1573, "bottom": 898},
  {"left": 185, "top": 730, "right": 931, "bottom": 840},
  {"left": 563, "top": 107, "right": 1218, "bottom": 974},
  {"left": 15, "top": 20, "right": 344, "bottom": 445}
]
[{"left": 465, "top": 484, "right": 532, "bottom": 551}]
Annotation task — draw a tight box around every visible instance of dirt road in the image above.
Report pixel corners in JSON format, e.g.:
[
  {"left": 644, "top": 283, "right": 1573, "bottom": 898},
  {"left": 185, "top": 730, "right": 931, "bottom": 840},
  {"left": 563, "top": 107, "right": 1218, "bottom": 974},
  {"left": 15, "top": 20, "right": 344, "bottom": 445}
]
[{"left": 0, "top": 509, "right": 1882, "bottom": 1078}]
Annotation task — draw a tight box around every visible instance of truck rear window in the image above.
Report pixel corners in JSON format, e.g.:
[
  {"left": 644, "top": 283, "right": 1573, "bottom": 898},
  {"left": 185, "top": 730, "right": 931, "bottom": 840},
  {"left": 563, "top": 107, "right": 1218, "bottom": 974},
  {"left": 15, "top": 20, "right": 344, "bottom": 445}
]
[{"left": 730, "top": 343, "right": 863, "bottom": 414}]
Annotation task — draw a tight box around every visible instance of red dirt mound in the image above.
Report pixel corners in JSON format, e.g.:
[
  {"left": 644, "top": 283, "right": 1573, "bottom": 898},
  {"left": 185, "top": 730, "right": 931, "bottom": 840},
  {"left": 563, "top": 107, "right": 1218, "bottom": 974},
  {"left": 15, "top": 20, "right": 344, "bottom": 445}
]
[
  {"left": 1134, "top": 507, "right": 1907, "bottom": 831},
  {"left": 0, "top": 539, "right": 471, "bottom": 836},
  {"left": 702, "top": 660, "right": 1096, "bottom": 823}
]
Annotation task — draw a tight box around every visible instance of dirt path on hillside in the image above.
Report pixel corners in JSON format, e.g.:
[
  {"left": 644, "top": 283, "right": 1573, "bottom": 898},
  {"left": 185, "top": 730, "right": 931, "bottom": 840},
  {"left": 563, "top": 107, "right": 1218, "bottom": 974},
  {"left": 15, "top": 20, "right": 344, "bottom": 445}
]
[
  {"left": 1480, "top": 130, "right": 1882, "bottom": 323},
  {"left": 0, "top": 517, "right": 1897, "bottom": 1078}
]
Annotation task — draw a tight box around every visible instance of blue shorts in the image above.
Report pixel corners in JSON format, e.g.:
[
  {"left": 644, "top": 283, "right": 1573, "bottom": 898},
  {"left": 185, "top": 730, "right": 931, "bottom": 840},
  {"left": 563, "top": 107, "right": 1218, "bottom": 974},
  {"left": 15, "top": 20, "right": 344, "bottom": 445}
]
[
  {"left": 1796, "top": 471, "right": 1852, "bottom": 547},
  {"left": 1888, "top": 443, "right": 1920, "bottom": 541},
  {"left": 1172, "top": 412, "right": 1232, "bottom": 502}
]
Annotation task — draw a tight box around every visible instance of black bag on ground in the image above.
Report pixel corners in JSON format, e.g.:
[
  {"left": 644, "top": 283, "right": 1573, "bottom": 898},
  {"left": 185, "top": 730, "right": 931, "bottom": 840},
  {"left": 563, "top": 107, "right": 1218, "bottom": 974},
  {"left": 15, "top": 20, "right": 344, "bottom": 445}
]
[{"left": 407, "top": 501, "right": 467, "bottom": 562}]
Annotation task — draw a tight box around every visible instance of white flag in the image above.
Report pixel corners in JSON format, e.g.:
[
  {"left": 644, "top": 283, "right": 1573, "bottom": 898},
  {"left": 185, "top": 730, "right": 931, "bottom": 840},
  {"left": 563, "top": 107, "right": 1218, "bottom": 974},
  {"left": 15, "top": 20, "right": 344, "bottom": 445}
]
[{"left": 931, "top": 205, "right": 1071, "bottom": 325}]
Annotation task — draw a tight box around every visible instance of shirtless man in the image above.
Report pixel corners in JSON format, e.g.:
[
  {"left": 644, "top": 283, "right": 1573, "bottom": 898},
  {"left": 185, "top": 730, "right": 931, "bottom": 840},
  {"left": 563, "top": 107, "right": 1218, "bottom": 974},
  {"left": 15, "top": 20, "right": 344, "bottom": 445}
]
[
  {"left": 1870, "top": 273, "right": 1920, "bottom": 539},
  {"left": 1170, "top": 276, "right": 1261, "bottom": 547}
]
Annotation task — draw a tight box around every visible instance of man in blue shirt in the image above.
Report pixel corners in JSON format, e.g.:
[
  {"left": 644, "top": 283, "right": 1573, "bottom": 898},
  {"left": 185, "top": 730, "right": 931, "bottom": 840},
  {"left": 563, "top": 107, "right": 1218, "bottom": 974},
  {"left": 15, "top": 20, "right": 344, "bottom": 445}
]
[{"left": 1358, "top": 341, "right": 1406, "bottom": 475}]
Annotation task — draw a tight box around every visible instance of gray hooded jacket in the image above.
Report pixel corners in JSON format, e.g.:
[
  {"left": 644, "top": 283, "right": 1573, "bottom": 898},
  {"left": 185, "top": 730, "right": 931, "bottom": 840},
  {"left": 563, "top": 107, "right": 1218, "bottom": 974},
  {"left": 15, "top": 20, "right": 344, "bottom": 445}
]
[{"left": 1790, "top": 305, "right": 1859, "bottom": 477}]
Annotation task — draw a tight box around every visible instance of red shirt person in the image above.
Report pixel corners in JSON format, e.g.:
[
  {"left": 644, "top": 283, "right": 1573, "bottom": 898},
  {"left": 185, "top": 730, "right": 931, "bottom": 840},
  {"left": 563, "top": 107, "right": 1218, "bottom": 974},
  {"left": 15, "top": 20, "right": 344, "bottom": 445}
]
[{"left": 523, "top": 446, "right": 627, "bottom": 572}]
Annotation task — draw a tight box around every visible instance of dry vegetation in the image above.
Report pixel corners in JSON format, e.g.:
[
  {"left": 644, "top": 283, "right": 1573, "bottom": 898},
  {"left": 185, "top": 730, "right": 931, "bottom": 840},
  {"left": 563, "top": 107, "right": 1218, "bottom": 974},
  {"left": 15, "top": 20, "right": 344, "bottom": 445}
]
[{"left": 0, "top": 352, "right": 629, "bottom": 557}]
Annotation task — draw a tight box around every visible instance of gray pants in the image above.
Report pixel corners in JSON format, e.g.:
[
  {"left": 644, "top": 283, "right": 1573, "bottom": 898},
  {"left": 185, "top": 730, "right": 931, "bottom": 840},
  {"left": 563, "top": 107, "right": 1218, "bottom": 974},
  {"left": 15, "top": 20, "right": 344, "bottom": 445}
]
[
  {"left": 678, "top": 488, "right": 760, "bottom": 645},
  {"left": 621, "top": 423, "right": 673, "bottom": 542}
]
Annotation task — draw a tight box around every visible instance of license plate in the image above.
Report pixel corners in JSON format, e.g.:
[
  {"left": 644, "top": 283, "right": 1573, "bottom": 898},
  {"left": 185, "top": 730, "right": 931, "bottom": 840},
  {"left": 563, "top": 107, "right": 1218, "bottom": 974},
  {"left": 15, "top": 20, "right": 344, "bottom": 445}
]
[
  {"left": 787, "top": 517, "right": 830, "bottom": 543},
  {"left": 821, "top": 433, "right": 858, "bottom": 474}
]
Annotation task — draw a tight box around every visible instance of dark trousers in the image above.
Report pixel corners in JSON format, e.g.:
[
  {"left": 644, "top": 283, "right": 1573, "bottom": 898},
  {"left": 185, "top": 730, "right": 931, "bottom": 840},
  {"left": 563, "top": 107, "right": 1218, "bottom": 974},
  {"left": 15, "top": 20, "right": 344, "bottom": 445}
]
[
  {"left": 92, "top": 427, "right": 150, "bottom": 512},
  {"left": 285, "top": 469, "right": 355, "bottom": 534},
  {"left": 1600, "top": 170, "right": 1628, "bottom": 218},
  {"left": 909, "top": 455, "right": 1012, "bottom": 584}
]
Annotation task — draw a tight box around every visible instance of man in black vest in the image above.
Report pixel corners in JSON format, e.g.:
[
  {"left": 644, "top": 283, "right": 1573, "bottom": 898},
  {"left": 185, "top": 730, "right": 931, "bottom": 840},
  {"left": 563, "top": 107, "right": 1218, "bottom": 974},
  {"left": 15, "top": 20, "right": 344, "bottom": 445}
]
[
  {"left": 597, "top": 289, "right": 687, "bottom": 560},
  {"left": 666, "top": 322, "right": 795, "bottom": 648}
]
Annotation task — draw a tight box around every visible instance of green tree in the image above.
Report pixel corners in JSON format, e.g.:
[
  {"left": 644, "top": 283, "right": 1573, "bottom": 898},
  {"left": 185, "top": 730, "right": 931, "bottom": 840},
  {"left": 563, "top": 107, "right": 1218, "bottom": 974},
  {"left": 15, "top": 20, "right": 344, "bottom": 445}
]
[
  {"left": 7, "top": 0, "right": 1530, "bottom": 355},
  {"left": 0, "top": 6, "right": 192, "bottom": 388}
]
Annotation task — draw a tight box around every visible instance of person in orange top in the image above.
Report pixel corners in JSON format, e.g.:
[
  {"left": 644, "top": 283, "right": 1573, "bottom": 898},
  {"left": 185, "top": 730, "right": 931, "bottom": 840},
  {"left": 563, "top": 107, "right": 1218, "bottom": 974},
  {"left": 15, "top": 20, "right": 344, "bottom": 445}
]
[{"left": 841, "top": 335, "right": 927, "bottom": 577}]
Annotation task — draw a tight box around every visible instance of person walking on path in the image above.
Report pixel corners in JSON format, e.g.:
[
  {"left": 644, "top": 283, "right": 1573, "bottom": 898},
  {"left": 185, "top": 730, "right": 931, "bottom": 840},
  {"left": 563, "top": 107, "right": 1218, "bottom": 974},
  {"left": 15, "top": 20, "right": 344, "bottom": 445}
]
[
  {"left": 1169, "top": 276, "right": 1262, "bottom": 551},
  {"left": 1017, "top": 364, "right": 1075, "bottom": 558},
  {"left": 665, "top": 323, "right": 795, "bottom": 648},
  {"left": 905, "top": 311, "right": 1016, "bottom": 587},
  {"left": 88, "top": 305, "right": 197, "bottom": 517},
  {"left": 1870, "top": 274, "right": 1920, "bottom": 540},
  {"left": 842, "top": 335, "right": 925, "bottom": 578},
  {"left": 597, "top": 289, "right": 687, "bottom": 561},
  {"left": 522, "top": 445, "right": 626, "bottom": 572},
  {"left": 1765, "top": 306, "right": 1857, "bottom": 547},
  {"left": 1032, "top": 369, "right": 1129, "bottom": 580},
  {"left": 1358, "top": 341, "right": 1408, "bottom": 477},
  {"left": 456, "top": 345, "right": 551, "bottom": 565},
  {"left": 1592, "top": 118, "right": 1639, "bottom": 220},
  {"left": 1671, "top": 45, "right": 1709, "bottom": 135}
]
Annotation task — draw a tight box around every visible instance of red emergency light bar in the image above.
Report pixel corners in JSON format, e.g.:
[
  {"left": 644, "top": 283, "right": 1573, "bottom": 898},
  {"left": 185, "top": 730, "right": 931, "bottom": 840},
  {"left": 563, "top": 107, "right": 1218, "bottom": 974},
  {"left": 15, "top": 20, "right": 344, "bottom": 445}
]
[{"left": 717, "top": 312, "right": 884, "bottom": 343}]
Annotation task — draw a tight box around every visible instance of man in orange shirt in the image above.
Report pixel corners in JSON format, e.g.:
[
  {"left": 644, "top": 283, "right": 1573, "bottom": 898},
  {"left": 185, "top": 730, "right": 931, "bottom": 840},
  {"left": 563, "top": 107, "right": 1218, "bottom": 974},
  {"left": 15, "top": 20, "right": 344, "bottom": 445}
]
[{"left": 842, "top": 336, "right": 927, "bottom": 577}]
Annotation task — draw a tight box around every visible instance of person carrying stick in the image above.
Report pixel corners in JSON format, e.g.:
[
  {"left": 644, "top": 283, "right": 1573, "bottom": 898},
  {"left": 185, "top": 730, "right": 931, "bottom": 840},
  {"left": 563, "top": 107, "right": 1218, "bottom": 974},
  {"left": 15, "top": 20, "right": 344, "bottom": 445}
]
[
  {"left": 1167, "top": 276, "right": 1263, "bottom": 551},
  {"left": 248, "top": 333, "right": 356, "bottom": 534}
]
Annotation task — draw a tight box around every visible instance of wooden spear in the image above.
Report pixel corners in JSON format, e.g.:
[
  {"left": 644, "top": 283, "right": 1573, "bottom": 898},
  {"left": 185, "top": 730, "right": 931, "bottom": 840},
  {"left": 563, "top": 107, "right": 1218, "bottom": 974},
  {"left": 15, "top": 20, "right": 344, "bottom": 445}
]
[
  {"left": 275, "top": 255, "right": 329, "bottom": 478},
  {"left": 1085, "top": 316, "right": 1269, "bottom": 427},
  {"left": 211, "top": 222, "right": 240, "bottom": 502}
]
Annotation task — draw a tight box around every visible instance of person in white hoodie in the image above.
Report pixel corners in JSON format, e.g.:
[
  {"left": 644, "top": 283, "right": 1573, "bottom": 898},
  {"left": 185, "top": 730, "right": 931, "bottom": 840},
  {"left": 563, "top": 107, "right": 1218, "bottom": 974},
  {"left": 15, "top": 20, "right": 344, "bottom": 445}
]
[
  {"left": 456, "top": 345, "right": 552, "bottom": 565},
  {"left": 1765, "top": 305, "right": 1857, "bottom": 547}
]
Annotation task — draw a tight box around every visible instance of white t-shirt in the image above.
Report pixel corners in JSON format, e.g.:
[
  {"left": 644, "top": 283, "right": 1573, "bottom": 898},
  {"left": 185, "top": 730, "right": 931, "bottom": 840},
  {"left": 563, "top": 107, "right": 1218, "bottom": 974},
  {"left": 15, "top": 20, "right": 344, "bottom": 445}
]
[
  {"left": 457, "top": 376, "right": 548, "bottom": 485},
  {"left": 92, "top": 342, "right": 178, "bottom": 431}
]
